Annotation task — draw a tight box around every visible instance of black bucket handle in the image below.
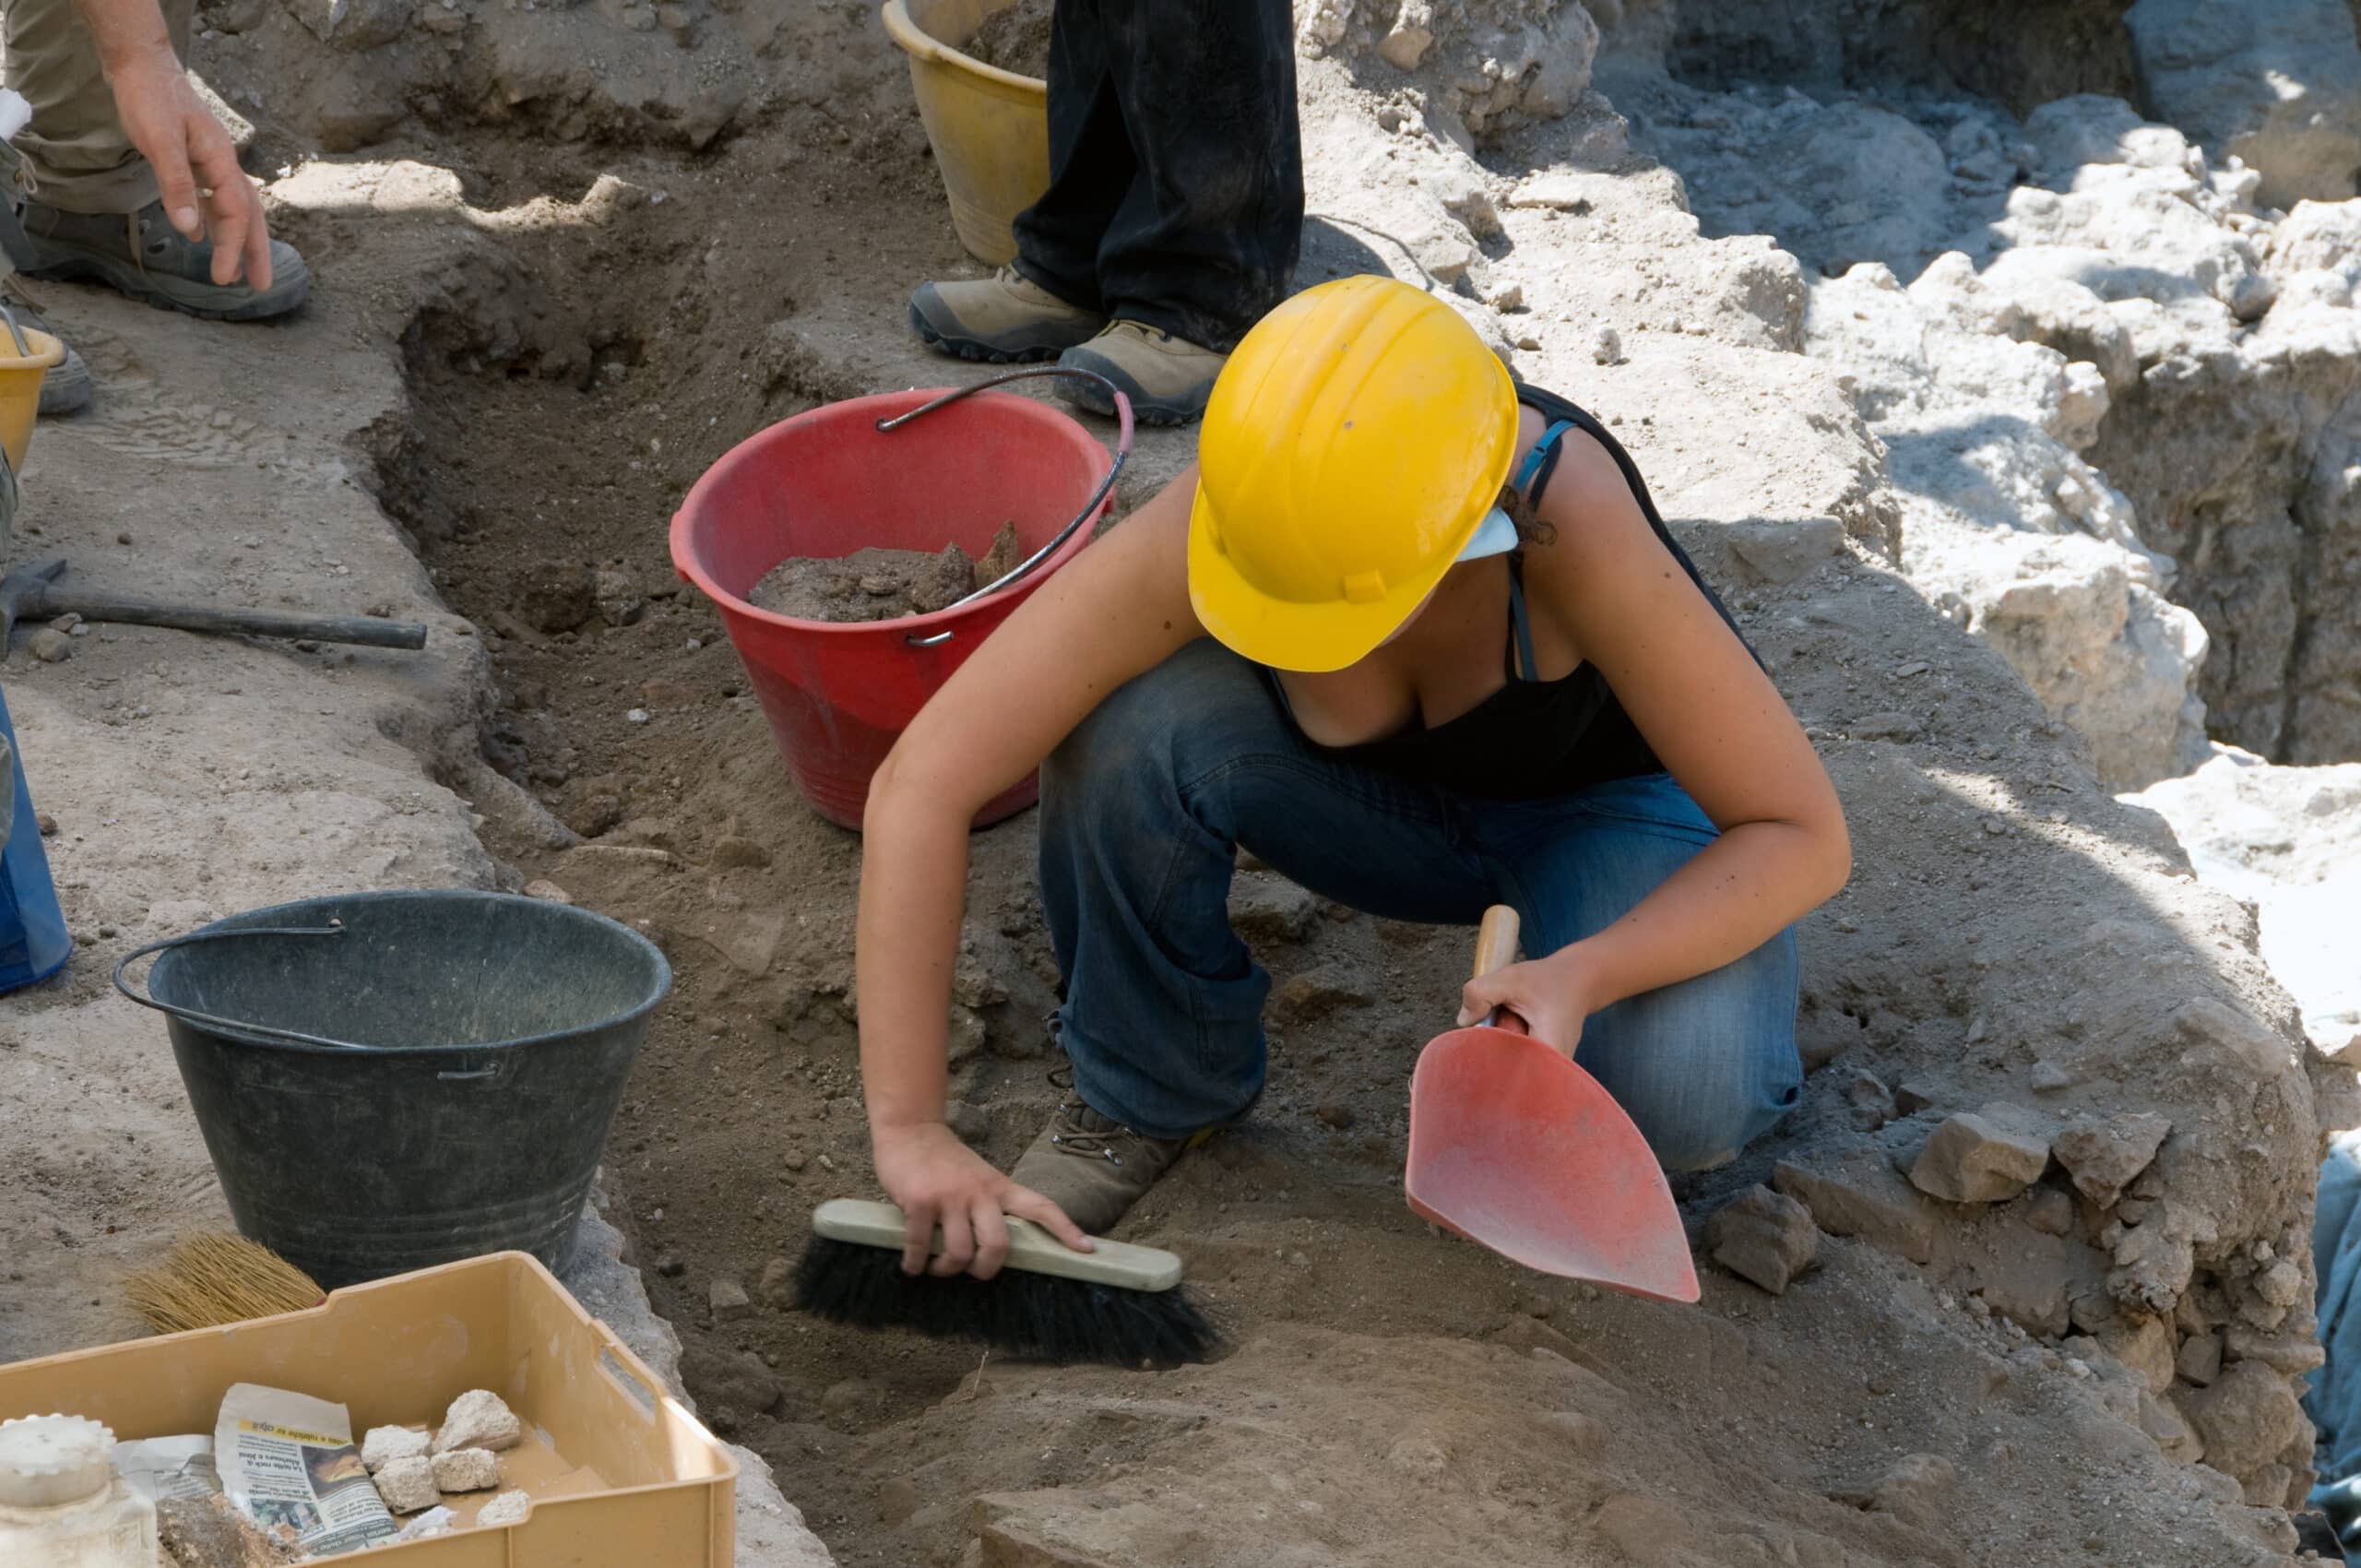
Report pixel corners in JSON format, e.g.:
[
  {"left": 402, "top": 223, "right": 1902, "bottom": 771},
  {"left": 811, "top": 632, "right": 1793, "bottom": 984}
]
[
  {"left": 113, "top": 922, "right": 378, "bottom": 1052},
  {"left": 874, "top": 367, "right": 1136, "bottom": 648}
]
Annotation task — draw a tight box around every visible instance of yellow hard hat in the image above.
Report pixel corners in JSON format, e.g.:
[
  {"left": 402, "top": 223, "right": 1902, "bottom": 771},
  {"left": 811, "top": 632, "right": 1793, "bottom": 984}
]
[{"left": 1188, "top": 276, "right": 1520, "bottom": 673}]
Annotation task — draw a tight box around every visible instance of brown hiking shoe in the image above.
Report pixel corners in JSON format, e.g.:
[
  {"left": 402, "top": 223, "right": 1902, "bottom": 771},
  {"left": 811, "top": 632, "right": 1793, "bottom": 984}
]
[
  {"left": 908, "top": 267, "right": 1106, "bottom": 363},
  {"left": 18, "top": 198, "right": 310, "bottom": 322},
  {"left": 1056, "top": 320, "right": 1226, "bottom": 425},
  {"left": 1009, "top": 1075, "right": 1236, "bottom": 1236}
]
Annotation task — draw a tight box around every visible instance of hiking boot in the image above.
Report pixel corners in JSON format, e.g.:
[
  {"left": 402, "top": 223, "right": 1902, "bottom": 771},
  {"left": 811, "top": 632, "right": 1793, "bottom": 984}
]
[
  {"left": 1008, "top": 1076, "right": 1239, "bottom": 1235},
  {"left": 1056, "top": 321, "right": 1224, "bottom": 425},
  {"left": 908, "top": 267, "right": 1105, "bottom": 362},
  {"left": 17, "top": 199, "right": 311, "bottom": 322},
  {"left": 0, "top": 289, "right": 91, "bottom": 416}
]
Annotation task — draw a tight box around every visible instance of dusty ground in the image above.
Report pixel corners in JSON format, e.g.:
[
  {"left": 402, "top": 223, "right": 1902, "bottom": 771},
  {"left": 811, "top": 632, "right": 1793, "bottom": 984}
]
[
  {"left": 0, "top": 277, "right": 487, "bottom": 1363},
  {"left": 1, "top": 0, "right": 2349, "bottom": 1565}
]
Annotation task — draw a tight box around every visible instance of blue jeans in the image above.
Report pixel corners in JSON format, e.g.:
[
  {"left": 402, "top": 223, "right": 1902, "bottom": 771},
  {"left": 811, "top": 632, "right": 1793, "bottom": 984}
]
[{"left": 1038, "top": 641, "right": 1803, "bottom": 1169}]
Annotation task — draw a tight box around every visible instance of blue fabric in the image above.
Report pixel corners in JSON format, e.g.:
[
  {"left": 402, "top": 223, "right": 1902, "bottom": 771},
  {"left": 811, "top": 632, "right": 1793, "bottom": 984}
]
[
  {"left": 1516, "top": 419, "right": 1576, "bottom": 491},
  {"left": 1038, "top": 638, "right": 1803, "bottom": 1159},
  {"left": 0, "top": 683, "right": 69, "bottom": 993},
  {"left": 2309, "top": 1132, "right": 2361, "bottom": 1534}
]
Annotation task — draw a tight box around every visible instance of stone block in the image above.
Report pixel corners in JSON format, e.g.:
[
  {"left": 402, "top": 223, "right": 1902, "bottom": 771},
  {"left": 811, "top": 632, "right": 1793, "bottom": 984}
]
[
  {"left": 432, "top": 1448, "right": 499, "bottom": 1493},
  {"left": 2140, "top": 1390, "right": 2206, "bottom": 1464},
  {"left": 2025, "top": 1187, "right": 2076, "bottom": 1237},
  {"left": 2050, "top": 1112, "right": 2171, "bottom": 1206},
  {"left": 362, "top": 1425, "right": 429, "bottom": 1474},
  {"left": 433, "top": 1389, "right": 521, "bottom": 1455},
  {"left": 2177, "top": 1329, "right": 2224, "bottom": 1385},
  {"left": 1909, "top": 1111, "right": 2050, "bottom": 1203},
  {"left": 1229, "top": 874, "right": 1318, "bottom": 945},
  {"left": 2225, "top": 1324, "right": 2327, "bottom": 1374},
  {"left": 1704, "top": 1185, "right": 1819, "bottom": 1295},
  {"left": 375, "top": 1455, "right": 439, "bottom": 1515},
  {"left": 2096, "top": 1313, "right": 2177, "bottom": 1394},
  {"left": 2172, "top": 1361, "right": 2308, "bottom": 1479},
  {"left": 1773, "top": 1155, "right": 1940, "bottom": 1265}
]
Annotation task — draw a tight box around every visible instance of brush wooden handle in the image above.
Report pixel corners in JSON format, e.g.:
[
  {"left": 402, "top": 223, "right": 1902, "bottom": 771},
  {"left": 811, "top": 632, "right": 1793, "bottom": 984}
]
[
  {"left": 1472, "top": 905, "right": 1520, "bottom": 980},
  {"left": 812, "top": 1199, "right": 1184, "bottom": 1292}
]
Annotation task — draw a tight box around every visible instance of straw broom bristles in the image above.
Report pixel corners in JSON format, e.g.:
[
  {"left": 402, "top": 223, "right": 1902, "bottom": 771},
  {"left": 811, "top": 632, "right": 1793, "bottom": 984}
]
[{"left": 124, "top": 1231, "right": 325, "bottom": 1335}]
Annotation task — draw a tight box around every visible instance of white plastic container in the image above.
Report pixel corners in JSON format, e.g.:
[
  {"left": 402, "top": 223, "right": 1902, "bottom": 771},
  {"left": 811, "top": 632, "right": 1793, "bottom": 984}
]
[{"left": 0, "top": 1414, "right": 159, "bottom": 1568}]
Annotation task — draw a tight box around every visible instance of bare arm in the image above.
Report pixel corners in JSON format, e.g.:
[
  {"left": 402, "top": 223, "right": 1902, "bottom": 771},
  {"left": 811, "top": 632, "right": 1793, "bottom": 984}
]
[
  {"left": 858, "top": 469, "right": 1201, "bottom": 1276},
  {"left": 71, "top": 0, "right": 273, "bottom": 286},
  {"left": 1462, "top": 437, "right": 1849, "bottom": 1044}
]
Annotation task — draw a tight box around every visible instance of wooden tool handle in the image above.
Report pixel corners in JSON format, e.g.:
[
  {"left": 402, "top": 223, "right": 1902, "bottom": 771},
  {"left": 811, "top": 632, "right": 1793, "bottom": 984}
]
[
  {"left": 1472, "top": 905, "right": 1520, "bottom": 980},
  {"left": 1470, "top": 906, "right": 1530, "bottom": 1036},
  {"left": 812, "top": 1198, "right": 1183, "bottom": 1291}
]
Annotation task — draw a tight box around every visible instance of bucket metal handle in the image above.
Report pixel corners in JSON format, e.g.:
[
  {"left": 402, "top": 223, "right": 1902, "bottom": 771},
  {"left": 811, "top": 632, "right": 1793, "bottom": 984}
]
[
  {"left": 874, "top": 367, "right": 1136, "bottom": 647},
  {"left": 113, "top": 922, "right": 377, "bottom": 1052}
]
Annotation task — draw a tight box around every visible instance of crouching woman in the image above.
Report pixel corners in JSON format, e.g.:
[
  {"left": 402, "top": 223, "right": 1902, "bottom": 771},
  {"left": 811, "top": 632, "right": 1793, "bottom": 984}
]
[{"left": 850, "top": 276, "right": 1850, "bottom": 1278}]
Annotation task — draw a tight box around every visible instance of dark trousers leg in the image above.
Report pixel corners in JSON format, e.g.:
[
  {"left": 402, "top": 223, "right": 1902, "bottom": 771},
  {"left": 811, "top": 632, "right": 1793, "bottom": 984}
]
[
  {"left": 1013, "top": 0, "right": 1305, "bottom": 351},
  {"left": 1012, "top": 0, "right": 1131, "bottom": 314}
]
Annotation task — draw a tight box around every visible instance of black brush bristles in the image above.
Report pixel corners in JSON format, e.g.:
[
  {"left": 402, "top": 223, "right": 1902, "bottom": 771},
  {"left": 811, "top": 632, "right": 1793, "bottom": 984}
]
[{"left": 790, "top": 1234, "right": 1222, "bottom": 1365}]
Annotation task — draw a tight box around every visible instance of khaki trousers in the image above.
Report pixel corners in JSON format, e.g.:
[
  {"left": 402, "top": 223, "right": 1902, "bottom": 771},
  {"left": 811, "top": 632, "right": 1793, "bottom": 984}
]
[{"left": 3, "top": 0, "right": 192, "bottom": 214}]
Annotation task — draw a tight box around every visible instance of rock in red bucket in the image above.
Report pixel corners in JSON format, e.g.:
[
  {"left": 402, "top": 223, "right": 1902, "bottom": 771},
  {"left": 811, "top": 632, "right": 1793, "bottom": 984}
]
[{"left": 670, "top": 381, "right": 1129, "bottom": 828}]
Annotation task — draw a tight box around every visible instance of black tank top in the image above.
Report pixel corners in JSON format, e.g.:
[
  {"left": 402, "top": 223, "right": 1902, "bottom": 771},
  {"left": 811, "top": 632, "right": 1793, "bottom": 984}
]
[{"left": 1266, "top": 386, "right": 1750, "bottom": 802}]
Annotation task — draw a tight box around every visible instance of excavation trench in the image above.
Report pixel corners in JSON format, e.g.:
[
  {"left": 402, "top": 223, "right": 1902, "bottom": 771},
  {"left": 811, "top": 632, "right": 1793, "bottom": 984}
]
[
  {"left": 371, "top": 191, "right": 1551, "bottom": 1564},
  {"left": 352, "top": 6, "right": 2336, "bottom": 1550}
]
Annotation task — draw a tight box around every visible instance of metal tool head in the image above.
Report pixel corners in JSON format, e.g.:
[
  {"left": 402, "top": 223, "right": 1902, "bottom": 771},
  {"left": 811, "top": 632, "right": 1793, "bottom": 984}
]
[{"left": 0, "top": 556, "right": 65, "bottom": 655}]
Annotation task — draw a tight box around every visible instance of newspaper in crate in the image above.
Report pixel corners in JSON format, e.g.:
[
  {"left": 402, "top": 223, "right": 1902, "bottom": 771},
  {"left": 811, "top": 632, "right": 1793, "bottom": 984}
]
[
  {"left": 213, "top": 1384, "right": 397, "bottom": 1555},
  {"left": 113, "top": 1435, "right": 221, "bottom": 1505}
]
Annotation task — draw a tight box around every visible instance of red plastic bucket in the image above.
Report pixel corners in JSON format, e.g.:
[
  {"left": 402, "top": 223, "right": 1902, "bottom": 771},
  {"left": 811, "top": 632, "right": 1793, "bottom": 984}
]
[{"left": 670, "top": 385, "right": 1123, "bottom": 828}]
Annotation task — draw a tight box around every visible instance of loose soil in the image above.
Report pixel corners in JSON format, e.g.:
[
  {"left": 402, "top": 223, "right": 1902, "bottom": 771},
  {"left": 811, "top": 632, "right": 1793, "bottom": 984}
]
[
  {"left": 748, "top": 522, "right": 1022, "bottom": 623},
  {"left": 961, "top": 0, "right": 1054, "bottom": 77},
  {"left": 750, "top": 544, "right": 978, "bottom": 623}
]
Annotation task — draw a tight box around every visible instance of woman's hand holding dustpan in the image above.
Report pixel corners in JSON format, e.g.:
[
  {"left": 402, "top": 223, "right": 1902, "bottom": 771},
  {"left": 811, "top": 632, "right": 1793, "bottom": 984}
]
[
  {"left": 1453, "top": 911, "right": 1594, "bottom": 1059},
  {"left": 1404, "top": 907, "right": 1701, "bottom": 1303}
]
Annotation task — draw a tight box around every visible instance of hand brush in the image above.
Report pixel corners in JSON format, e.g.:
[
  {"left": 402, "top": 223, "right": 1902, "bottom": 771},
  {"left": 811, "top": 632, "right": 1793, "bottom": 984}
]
[
  {"left": 123, "top": 1230, "right": 325, "bottom": 1334},
  {"left": 790, "top": 1198, "right": 1221, "bottom": 1365}
]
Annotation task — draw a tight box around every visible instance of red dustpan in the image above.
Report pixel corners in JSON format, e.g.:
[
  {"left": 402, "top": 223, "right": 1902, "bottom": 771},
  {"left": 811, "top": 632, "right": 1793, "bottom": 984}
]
[{"left": 1405, "top": 907, "right": 1700, "bottom": 1303}]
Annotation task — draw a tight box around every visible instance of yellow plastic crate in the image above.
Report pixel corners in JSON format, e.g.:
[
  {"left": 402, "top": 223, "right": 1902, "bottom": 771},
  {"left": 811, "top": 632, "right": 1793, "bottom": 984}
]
[{"left": 0, "top": 1252, "right": 736, "bottom": 1566}]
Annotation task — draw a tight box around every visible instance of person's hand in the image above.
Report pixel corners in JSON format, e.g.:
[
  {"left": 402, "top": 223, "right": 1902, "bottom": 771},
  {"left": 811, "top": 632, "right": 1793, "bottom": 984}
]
[
  {"left": 105, "top": 52, "right": 273, "bottom": 290},
  {"left": 1457, "top": 946, "right": 1599, "bottom": 1058},
  {"left": 869, "top": 1120, "right": 1092, "bottom": 1280}
]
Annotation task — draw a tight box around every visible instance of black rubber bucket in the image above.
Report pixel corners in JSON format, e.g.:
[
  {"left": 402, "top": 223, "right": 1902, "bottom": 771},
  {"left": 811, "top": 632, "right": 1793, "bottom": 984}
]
[{"left": 115, "top": 890, "right": 670, "bottom": 1289}]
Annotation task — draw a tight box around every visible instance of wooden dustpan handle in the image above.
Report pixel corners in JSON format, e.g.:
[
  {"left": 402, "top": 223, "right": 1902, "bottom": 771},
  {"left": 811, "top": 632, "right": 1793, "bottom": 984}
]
[
  {"left": 1472, "top": 906, "right": 1520, "bottom": 980},
  {"left": 1470, "top": 906, "right": 1529, "bottom": 1036}
]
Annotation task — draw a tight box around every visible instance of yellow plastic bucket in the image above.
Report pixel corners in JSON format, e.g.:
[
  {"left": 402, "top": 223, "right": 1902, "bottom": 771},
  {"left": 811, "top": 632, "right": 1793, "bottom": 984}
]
[
  {"left": 882, "top": 0, "right": 1050, "bottom": 265},
  {"left": 0, "top": 326, "right": 62, "bottom": 472}
]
